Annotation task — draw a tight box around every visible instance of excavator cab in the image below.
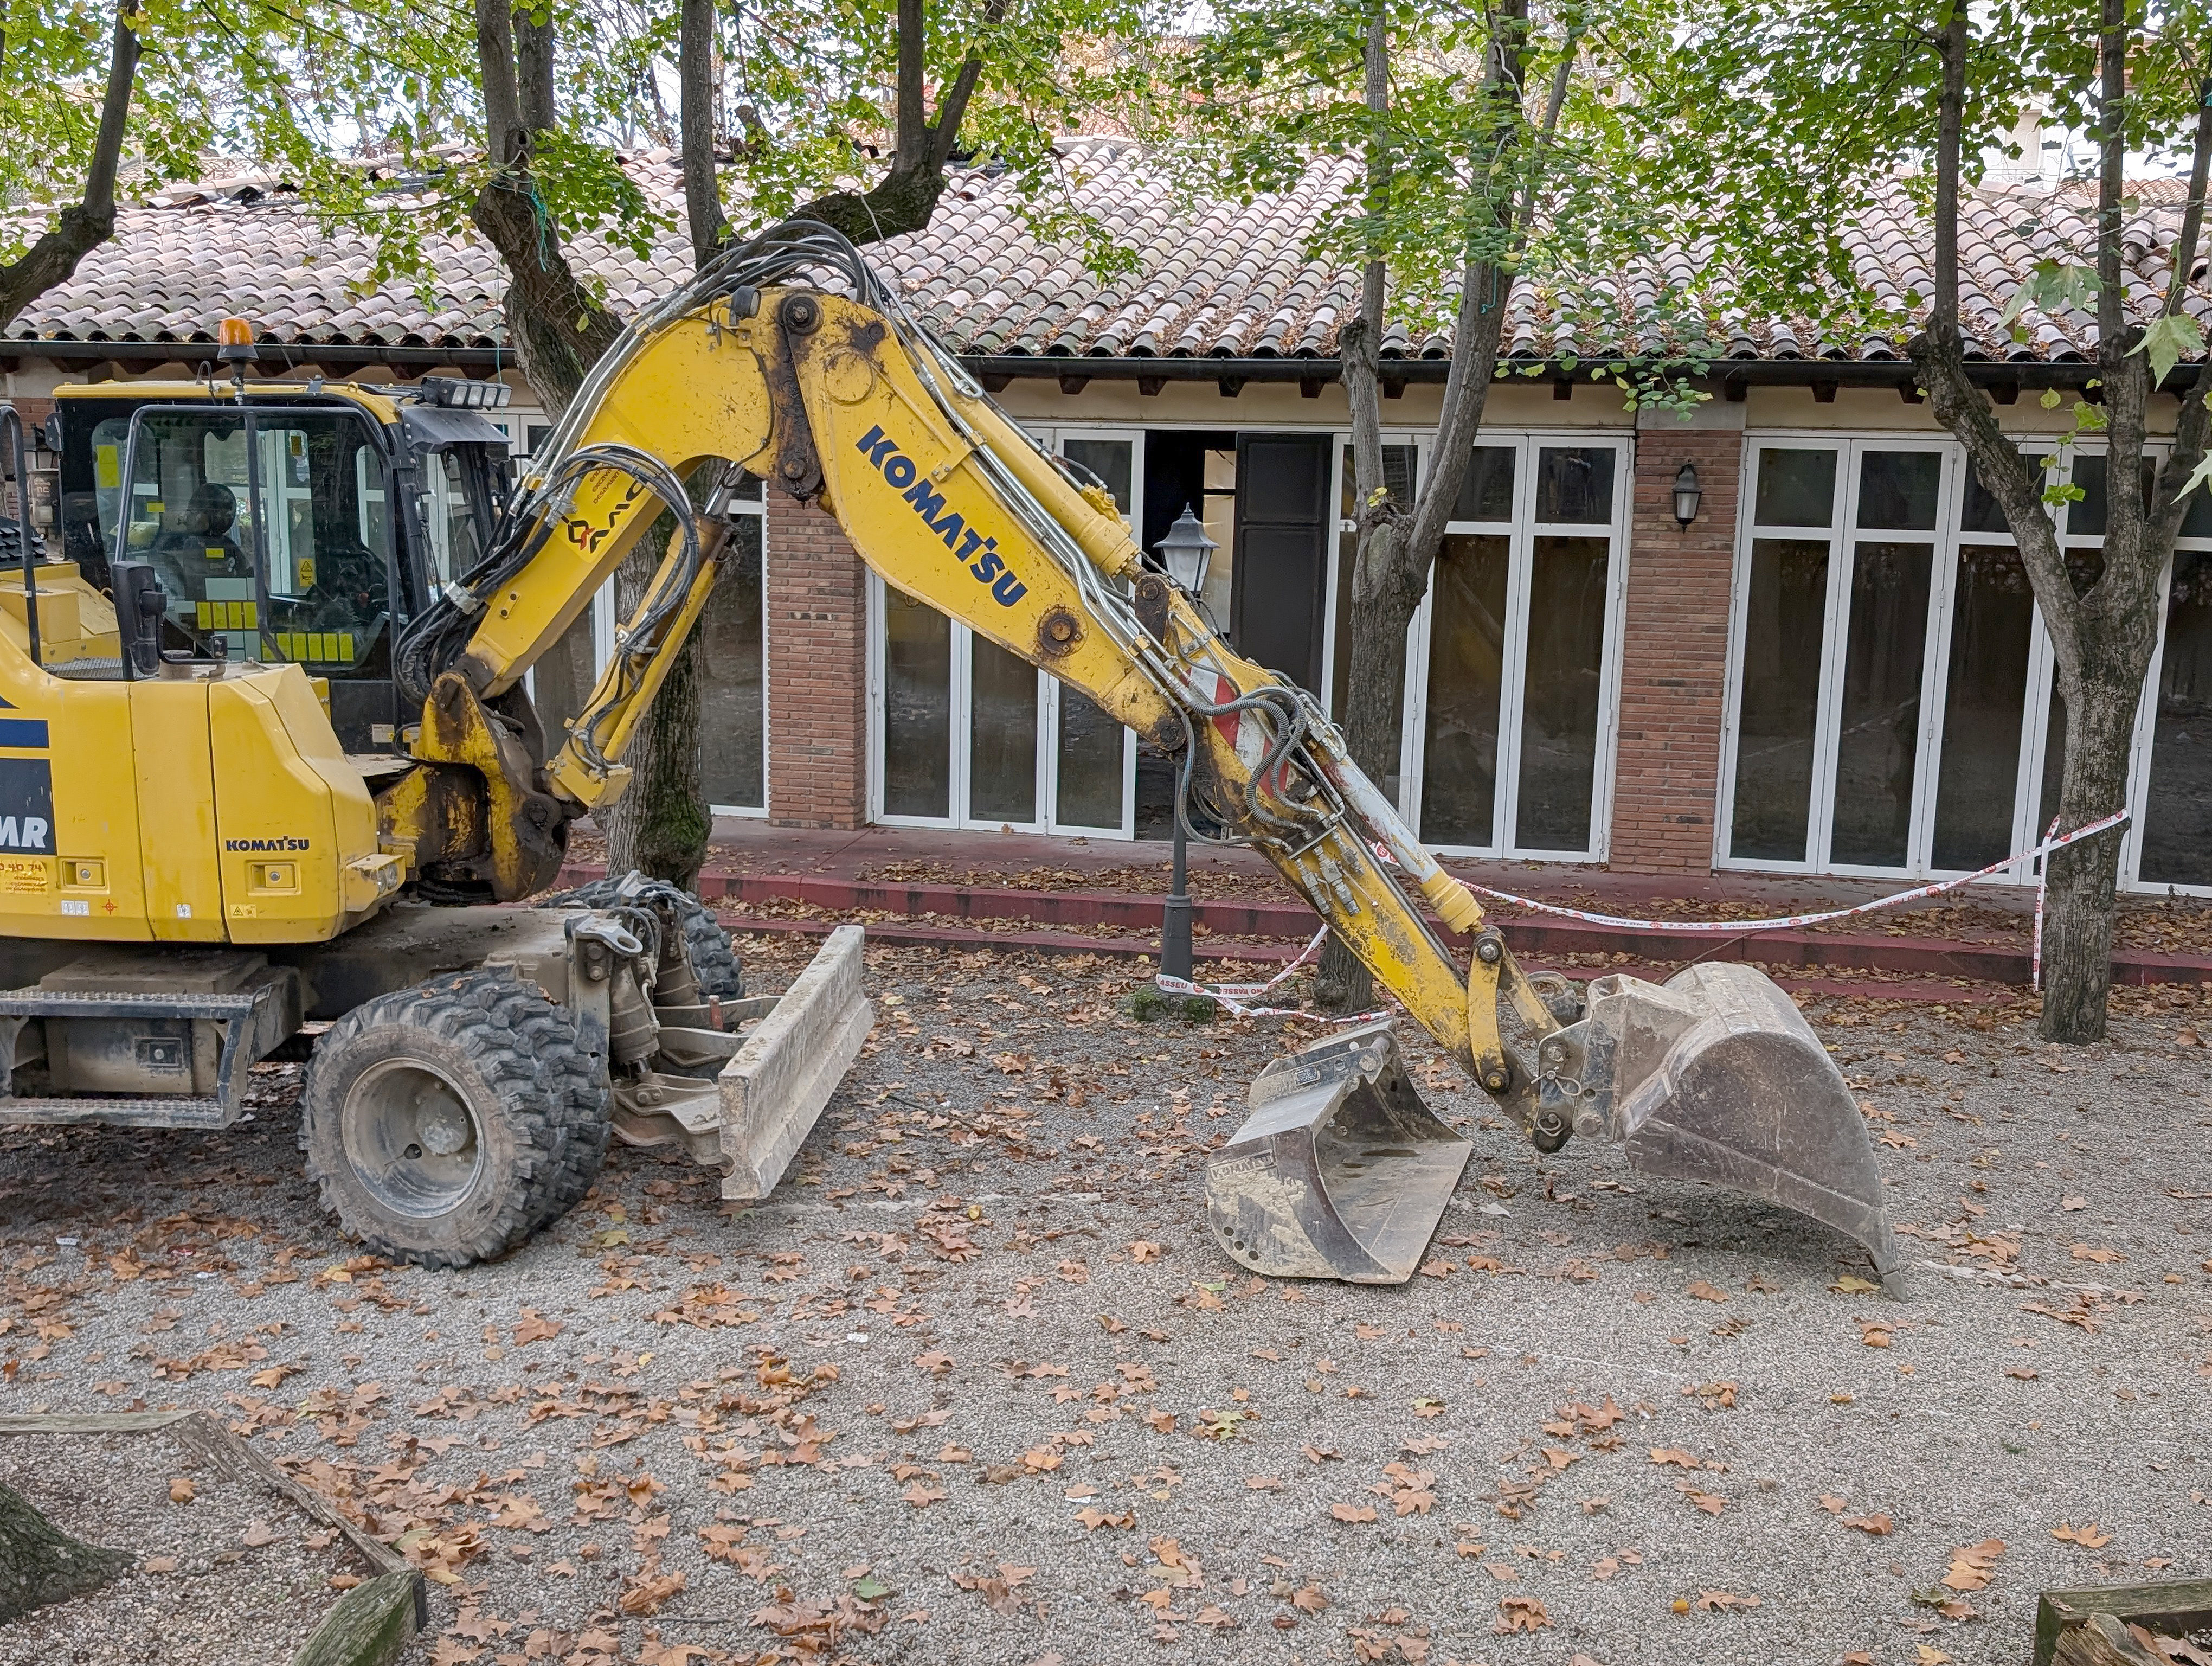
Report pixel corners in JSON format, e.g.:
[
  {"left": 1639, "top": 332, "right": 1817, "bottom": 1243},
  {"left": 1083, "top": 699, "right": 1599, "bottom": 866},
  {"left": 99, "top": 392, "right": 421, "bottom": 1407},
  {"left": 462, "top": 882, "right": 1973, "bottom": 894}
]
[{"left": 51, "top": 379, "right": 515, "bottom": 752}]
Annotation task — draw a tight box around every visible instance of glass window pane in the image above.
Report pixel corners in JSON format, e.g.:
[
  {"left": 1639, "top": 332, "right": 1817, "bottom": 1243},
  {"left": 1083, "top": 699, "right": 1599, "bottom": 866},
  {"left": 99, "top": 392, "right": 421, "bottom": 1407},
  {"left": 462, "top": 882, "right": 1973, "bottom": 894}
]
[
  {"left": 121, "top": 409, "right": 394, "bottom": 680},
  {"left": 1827, "top": 541, "right": 1932, "bottom": 867},
  {"left": 1338, "top": 443, "right": 1416, "bottom": 516},
  {"left": 1063, "top": 438, "right": 1133, "bottom": 519},
  {"left": 967, "top": 635, "right": 1038, "bottom": 824},
  {"left": 1451, "top": 446, "right": 1515, "bottom": 523},
  {"left": 2182, "top": 478, "right": 2212, "bottom": 540},
  {"left": 2140, "top": 550, "right": 2212, "bottom": 885},
  {"left": 883, "top": 589, "right": 951, "bottom": 818},
  {"left": 699, "top": 514, "right": 765, "bottom": 810},
  {"left": 1753, "top": 448, "right": 1837, "bottom": 528},
  {"left": 1730, "top": 538, "right": 1829, "bottom": 860},
  {"left": 1514, "top": 535, "right": 1610, "bottom": 850},
  {"left": 1959, "top": 453, "right": 2024, "bottom": 534},
  {"left": 262, "top": 417, "right": 393, "bottom": 681},
  {"left": 422, "top": 451, "right": 485, "bottom": 585},
  {"left": 1534, "top": 447, "right": 1615, "bottom": 524},
  {"left": 1054, "top": 683, "right": 1124, "bottom": 830},
  {"left": 1417, "top": 534, "right": 1509, "bottom": 847},
  {"left": 1855, "top": 451, "right": 1941, "bottom": 531},
  {"left": 1931, "top": 544, "right": 2036, "bottom": 868}
]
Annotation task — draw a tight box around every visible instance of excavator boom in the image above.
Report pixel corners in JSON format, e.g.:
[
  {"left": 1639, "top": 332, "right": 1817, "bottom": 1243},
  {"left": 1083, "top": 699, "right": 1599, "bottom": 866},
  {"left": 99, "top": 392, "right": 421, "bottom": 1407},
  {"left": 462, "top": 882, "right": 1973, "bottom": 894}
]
[{"left": 387, "top": 225, "right": 1900, "bottom": 1290}]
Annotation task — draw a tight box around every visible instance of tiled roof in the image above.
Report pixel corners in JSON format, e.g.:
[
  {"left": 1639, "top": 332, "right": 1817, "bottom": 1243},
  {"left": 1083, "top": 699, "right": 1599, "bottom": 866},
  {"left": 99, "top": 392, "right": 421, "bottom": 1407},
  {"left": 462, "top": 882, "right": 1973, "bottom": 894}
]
[{"left": 6, "top": 141, "right": 2207, "bottom": 367}]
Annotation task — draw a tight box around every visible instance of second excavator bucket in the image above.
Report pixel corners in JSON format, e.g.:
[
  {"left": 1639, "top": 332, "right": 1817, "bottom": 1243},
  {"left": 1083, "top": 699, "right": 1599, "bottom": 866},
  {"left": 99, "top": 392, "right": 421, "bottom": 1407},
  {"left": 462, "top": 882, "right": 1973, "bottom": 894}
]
[
  {"left": 1204, "top": 1021, "right": 1472, "bottom": 1284},
  {"left": 1546, "top": 961, "right": 1903, "bottom": 1295}
]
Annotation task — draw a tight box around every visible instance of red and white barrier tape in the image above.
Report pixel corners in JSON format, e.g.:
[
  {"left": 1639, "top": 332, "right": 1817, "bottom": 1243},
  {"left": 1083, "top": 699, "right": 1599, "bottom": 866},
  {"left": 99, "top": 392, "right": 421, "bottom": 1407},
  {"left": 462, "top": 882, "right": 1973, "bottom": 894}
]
[
  {"left": 1154, "top": 926, "right": 1385, "bottom": 1023},
  {"left": 1434, "top": 810, "right": 2130, "bottom": 954},
  {"left": 1162, "top": 810, "right": 2127, "bottom": 1017}
]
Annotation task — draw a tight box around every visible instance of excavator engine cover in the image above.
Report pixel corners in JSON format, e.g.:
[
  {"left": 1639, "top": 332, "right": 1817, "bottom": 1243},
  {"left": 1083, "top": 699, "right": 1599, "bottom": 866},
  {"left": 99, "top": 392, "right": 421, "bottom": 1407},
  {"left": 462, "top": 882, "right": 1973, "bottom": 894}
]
[
  {"left": 1542, "top": 962, "right": 1902, "bottom": 1294},
  {"left": 1205, "top": 1021, "right": 1471, "bottom": 1284}
]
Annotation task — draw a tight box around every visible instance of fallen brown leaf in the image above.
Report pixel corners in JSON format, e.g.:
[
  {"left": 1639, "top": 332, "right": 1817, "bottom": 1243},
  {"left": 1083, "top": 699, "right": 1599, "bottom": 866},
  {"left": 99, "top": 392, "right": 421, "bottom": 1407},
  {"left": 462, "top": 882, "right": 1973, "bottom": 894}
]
[
  {"left": 1494, "top": 1596, "right": 1550, "bottom": 1633},
  {"left": 1943, "top": 1538, "right": 2005, "bottom": 1592}
]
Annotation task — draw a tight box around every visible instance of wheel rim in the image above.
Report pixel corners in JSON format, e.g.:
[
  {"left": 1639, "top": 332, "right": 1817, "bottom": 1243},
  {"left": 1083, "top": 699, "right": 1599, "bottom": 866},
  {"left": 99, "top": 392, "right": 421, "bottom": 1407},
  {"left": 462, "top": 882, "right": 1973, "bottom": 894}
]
[{"left": 341, "top": 1056, "right": 485, "bottom": 1218}]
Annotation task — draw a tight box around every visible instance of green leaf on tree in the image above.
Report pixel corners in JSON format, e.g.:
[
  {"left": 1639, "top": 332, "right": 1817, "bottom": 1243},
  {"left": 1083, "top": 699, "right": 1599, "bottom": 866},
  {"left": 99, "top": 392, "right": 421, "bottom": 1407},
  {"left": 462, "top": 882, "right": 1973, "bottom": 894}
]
[
  {"left": 2129, "top": 313, "right": 2205, "bottom": 388},
  {"left": 2180, "top": 453, "right": 2212, "bottom": 504},
  {"left": 2001, "top": 261, "right": 2099, "bottom": 326}
]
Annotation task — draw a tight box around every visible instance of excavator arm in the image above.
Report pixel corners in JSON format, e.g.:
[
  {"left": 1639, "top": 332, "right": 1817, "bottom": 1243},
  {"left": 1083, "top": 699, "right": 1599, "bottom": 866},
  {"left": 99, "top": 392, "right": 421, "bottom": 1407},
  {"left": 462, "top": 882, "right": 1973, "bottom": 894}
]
[{"left": 387, "top": 225, "right": 1901, "bottom": 1289}]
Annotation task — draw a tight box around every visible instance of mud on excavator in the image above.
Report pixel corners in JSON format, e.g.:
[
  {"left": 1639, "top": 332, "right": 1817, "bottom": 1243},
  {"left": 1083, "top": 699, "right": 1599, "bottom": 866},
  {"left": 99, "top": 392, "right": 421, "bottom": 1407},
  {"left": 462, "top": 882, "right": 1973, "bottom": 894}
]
[{"left": 0, "top": 225, "right": 1899, "bottom": 1291}]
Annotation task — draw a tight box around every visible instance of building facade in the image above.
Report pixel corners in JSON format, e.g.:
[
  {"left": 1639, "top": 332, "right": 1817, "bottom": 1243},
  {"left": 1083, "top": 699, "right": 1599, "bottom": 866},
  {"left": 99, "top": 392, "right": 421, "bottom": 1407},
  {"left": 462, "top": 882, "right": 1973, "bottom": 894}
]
[{"left": 2, "top": 150, "right": 2205, "bottom": 890}]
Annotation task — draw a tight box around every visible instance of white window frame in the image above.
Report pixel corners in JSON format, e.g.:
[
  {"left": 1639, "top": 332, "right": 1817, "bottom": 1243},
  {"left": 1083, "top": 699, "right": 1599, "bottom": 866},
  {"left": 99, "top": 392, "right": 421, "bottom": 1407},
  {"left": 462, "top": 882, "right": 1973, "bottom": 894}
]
[
  {"left": 1716, "top": 430, "right": 2207, "bottom": 891},
  {"left": 864, "top": 428, "right": 1141, "bottom": 838},
  {"left": 1336, "top": 431, "right": 1632, "bottom": 861}
]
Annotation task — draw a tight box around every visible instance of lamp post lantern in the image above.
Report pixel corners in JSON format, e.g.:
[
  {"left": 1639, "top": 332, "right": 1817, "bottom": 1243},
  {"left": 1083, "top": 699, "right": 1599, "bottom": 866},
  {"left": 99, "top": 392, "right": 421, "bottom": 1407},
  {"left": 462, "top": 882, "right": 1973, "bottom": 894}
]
[
  {"left": 1155, "top": 504, "right": 1218, "bottom": 595},
  {"left": 1673, "top": 462, "right": 1702, "bottom": 529}
]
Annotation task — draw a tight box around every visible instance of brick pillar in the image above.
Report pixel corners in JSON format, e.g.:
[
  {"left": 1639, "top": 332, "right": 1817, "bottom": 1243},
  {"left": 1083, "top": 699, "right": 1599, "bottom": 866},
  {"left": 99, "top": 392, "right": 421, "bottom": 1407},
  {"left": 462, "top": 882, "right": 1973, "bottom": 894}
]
[
  {"left": 1606, "top": 420, "right": 1745, "bottom": 872},
  {"left": 764, "top": 490, "right": 869, "bottom": 828}
]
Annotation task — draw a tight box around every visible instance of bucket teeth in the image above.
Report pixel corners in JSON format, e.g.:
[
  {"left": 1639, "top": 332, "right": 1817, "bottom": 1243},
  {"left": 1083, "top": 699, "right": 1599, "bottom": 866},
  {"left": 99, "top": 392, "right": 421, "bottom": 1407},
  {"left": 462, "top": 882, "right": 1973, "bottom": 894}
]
[{"left": 1204, "top": 1022, "right": 1471, "bottom": 1284}]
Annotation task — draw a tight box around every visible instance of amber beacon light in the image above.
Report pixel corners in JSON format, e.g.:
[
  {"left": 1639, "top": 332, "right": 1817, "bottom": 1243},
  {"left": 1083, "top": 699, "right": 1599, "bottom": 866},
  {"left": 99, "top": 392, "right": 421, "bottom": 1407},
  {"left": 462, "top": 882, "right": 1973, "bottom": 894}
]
[{"left": 216, "top": 316, "right": 259, "bottom": 364}]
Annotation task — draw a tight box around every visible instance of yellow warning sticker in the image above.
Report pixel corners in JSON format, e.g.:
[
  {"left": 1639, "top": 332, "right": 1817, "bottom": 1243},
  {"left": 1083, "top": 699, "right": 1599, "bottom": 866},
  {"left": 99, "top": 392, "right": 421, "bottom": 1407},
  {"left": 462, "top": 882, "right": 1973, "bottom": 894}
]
[
  {"left": 95, "top": 444, "right": 119, "bottom": 489},
  {"left": 0, "top": 859, "right": 51, "bottom": 894},
  {"left": 196, "top": 599, "right": 259, "bottom": 631}
]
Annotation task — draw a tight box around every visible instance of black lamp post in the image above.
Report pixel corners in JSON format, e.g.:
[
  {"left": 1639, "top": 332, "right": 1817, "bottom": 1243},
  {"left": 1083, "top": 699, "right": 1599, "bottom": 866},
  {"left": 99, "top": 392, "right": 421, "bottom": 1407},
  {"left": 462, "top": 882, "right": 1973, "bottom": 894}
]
[{"left": 1154, "top": 506, "right": 1218, "bottom": 982}]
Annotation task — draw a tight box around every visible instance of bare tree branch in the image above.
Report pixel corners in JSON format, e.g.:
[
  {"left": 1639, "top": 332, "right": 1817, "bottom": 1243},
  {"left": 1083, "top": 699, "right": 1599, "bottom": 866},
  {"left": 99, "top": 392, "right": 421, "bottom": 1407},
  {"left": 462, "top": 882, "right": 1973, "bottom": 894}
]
[
  {"left": 680, "top": 0, "right": 729, "bottom": 262},
  {"left": 0, "top": 4, "right": 142, "bottom": 331}
]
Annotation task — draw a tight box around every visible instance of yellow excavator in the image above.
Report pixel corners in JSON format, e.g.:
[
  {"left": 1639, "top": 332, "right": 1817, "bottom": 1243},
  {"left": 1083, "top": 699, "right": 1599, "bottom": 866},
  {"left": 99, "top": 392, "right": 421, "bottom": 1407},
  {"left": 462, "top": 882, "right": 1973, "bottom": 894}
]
[{"left": 0, "top": 223, "right": 1899, "bottom": 1290}]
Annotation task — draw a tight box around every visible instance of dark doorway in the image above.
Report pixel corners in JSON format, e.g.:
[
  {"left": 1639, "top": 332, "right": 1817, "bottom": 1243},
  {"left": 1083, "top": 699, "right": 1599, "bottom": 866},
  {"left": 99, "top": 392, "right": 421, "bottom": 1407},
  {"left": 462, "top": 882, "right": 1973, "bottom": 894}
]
[
  {"left": 1141, "top": 430, "right": 1235, "bottom": 564},
  {"left": 1230, "top": 433, "right": 1332, "bottom": 693},
  {"left": 1137, "top": 430, "right": 1237, "bottom": 840},
  {"left": 1133, "top": 430, "right": 1333, "bottom": 838}
]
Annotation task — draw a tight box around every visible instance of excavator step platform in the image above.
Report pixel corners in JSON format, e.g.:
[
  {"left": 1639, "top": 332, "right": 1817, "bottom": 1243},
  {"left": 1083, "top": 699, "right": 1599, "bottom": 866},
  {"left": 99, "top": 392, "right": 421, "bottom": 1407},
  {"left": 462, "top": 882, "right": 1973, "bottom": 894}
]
[
  {"left": 0, "top": 954, "right": 300, "bottom": 1130},
  {"left": 1204, "top": 1022, "right": 1471, "bottom": 1284}
]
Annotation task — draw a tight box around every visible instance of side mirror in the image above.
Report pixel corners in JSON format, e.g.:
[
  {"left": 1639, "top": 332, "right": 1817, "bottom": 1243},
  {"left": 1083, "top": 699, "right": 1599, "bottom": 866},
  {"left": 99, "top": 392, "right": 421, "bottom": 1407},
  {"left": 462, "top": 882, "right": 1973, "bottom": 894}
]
[{"left": 112, "top": 559, "right": 165, "bottom": 679}]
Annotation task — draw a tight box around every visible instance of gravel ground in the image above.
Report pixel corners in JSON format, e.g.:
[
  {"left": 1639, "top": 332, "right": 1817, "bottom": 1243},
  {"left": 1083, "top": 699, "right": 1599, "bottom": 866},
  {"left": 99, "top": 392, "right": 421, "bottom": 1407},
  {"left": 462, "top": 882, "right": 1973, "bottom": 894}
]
[
  {"left": 0, "top": 935, "right": 2207, "bottom": 1666},
  {"left": 0, "top": 1422, "right": 379, "bottom": 1664}
]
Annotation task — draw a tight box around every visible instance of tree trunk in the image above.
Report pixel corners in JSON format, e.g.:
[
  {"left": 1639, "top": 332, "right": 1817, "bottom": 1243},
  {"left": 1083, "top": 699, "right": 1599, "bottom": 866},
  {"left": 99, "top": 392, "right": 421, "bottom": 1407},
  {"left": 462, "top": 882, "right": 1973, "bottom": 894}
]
[
  {"left": 1314, "top": 515, "right": 1424, "bottom": 1010},
  {"left": 2039, "top": 670, "right": 2137, "bottom": 1040},
  {"left": 603, "top": 508, "right": 713, "bottom": 887},
  {"left": 1911, "top": 1, "right": 2212, "bottom": 1043},
  {"left": 0, "top": 1480, "right": 130, "bottom": 1623}
]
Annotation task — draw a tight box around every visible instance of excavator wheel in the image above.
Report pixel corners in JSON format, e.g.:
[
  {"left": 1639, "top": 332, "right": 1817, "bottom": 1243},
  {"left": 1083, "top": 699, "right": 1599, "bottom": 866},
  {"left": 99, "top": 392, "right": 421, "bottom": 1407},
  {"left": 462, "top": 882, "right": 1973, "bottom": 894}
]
[
  {"left": 542, "top": 875, "right": 744, "bottom": 999},
  {"left": 299, "top": 970, "right": 610, "bottom": 1267}
]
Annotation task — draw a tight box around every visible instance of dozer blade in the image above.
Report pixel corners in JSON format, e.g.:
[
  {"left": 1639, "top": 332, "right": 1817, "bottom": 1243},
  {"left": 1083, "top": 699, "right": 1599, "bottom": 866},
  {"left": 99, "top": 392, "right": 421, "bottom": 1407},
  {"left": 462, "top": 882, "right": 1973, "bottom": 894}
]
[
  {"left": 1568, "top": 962, "right": 1903, "bottom": 1295},
  {"left": 717, "top": 924, "right": 874, "bottom": 1201},
  {"left": 1205, "top": 1021, "right": 1471, "bottom": 1284}
]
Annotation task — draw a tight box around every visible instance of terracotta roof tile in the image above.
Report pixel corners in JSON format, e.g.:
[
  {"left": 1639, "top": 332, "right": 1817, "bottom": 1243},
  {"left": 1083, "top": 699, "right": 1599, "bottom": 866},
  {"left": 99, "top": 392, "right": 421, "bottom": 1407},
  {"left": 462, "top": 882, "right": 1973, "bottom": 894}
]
[{"left": 4, "top": 143, "right": 2204, "bottom": 368}]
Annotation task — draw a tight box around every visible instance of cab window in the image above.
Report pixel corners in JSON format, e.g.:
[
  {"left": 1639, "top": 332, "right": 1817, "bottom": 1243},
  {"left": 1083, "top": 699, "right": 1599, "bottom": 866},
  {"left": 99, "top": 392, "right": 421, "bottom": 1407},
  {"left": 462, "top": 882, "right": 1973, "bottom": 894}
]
[
  {"left": 114, "top": 408, "right": 394, "bottom": 679},
  {"left": 422, "top": 449, "right": 488, "bottom": 585}
]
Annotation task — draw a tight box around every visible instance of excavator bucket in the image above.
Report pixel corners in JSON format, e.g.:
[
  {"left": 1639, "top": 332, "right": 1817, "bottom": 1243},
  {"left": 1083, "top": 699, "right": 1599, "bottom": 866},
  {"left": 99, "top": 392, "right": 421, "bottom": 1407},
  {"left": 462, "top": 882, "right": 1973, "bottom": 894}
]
[
  {"left": 1553, "top": 962, "right": 1903, "bottom": 1295},
  {"left": 1205, "top": 1021, "right": 1472, "bottom": 1284}
]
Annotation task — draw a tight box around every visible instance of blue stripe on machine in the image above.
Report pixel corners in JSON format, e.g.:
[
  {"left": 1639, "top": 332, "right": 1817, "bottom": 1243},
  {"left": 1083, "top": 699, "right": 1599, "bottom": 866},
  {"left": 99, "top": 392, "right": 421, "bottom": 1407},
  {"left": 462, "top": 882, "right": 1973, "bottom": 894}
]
[{"left": 0, "top": 720, "right": 46, "bottom": 749}]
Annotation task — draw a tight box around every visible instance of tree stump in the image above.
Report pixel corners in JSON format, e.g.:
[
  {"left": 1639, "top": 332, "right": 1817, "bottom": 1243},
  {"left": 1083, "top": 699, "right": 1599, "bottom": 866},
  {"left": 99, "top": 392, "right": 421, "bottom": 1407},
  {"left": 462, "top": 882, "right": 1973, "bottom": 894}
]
[{"left": 0, "top": 1478, "right": 131, "bottom": 1622}]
